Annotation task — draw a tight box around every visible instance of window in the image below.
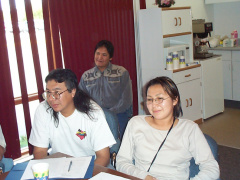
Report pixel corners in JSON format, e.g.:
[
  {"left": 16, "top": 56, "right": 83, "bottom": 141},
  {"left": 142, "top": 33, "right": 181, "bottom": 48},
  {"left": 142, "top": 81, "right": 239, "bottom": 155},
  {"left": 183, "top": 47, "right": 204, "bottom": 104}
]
[{"left": 1, "top": 0, "right": 48, "bottom": 153}]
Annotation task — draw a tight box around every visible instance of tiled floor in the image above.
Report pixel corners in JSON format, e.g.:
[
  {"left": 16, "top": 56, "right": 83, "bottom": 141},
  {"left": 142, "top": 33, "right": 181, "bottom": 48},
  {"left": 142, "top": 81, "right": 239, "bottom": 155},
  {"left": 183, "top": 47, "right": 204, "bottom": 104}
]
[{"left": 199, "top": 107, "right": 240, "bottom": 149}]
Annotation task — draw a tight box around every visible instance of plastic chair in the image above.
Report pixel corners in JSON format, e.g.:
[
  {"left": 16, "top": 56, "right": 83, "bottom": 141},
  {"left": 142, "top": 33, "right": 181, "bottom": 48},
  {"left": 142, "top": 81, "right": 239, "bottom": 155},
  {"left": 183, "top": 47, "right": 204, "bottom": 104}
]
[
  {"left": 189, "top": 134, "right": 220, "bottom": 179},
  {"left": 0, "top": 156, "right": 14, "bottom": 173}
]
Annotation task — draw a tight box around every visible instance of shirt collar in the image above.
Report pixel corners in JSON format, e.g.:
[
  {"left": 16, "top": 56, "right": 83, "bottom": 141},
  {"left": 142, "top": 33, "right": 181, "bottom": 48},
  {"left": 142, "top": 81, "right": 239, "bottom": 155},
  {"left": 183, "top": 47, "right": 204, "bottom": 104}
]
[{"left": 94, "top": 62, "right": 112, "bottom": 73}]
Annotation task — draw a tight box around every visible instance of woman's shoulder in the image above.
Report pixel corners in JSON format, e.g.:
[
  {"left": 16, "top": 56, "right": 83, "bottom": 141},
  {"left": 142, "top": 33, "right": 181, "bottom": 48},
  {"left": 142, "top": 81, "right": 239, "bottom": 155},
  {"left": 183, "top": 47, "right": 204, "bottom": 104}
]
[
  {"left": 179, "top": 118, "right": 197, "bottom": 124},
  {"left": 128, "top": 115, "right": 149, "bottom": 125},
  {"left": 177, "top": 118, "right": 199, "bottom": 130}
]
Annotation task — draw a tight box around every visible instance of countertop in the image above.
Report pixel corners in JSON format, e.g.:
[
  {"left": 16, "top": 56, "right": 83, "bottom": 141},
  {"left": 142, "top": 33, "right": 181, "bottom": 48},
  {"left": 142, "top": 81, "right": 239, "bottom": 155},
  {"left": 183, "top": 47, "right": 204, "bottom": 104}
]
[
  {"left": 194, "top": 55, "right": 221, "bottom": 61},
  {"left": 172, "top": 64, "right": 201, "bottom": 73},
  {"left": 208, "top": 46, "right": 240, "bottom": 51}
]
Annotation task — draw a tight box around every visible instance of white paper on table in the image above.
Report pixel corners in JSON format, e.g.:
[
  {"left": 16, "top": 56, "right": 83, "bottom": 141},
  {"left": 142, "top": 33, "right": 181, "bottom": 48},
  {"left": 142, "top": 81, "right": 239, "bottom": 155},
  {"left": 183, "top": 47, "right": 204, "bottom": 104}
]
[
  {"left": 89, "top": 172, "right": 130, "bottom": 180},
  {"left": 20, "top": 156, "right": 92, "bottom": 179}
]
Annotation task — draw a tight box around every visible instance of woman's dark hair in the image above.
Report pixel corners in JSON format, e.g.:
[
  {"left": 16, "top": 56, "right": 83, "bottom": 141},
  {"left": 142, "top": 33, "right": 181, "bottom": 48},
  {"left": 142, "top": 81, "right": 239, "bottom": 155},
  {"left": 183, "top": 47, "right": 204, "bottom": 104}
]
[
  {"left": 145, "top": 76, "right": 183, "bottom": 118},
  {"left": 94, "top": 40, "right": 114, "bottom": 58},
  {"left": 45, "top": 68, "right": 93, "bottom": 127}
]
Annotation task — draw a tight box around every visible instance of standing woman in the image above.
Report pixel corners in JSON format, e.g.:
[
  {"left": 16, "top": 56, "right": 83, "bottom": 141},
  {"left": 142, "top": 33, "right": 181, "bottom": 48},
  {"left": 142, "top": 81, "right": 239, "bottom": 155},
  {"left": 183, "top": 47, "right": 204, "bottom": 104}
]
[{"left": 116, "top": 77, "right": 219, "bottom": 180}]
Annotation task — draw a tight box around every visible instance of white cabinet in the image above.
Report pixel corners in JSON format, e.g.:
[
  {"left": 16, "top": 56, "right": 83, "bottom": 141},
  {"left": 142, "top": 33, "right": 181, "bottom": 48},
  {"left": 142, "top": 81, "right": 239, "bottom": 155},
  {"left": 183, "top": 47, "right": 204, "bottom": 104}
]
[
  {"left": 222, "top": 60, "right": 232, "bottom": 99},
  {"left": 232, "top": 51, "right": 240, "bottom": 101},
  {"left": 162, "top": 9, "right": 192, "bottom": 36},
  {"left": 172, "top": 67, "right": 200, "bottom": 84},
  {"left": 232, "top": 61, "right": 240, "bottom": 100},
  {"left": 177, "top": 78, "right": 202, "bottom": 121},
  {"left": 137, "top": 7, "right": 202, "bottom": 122},
  {"left": 173, "top": 67, "right": 202, "bottom": 121},
  {"left": 196, "top": 56, "right": 224, "bottom": 119},
  {"left": 209, "top": 50, "right": 232, "bottom": 100},
  {"left": 209, "top": 50, "right": 240, "bottom": 101}
]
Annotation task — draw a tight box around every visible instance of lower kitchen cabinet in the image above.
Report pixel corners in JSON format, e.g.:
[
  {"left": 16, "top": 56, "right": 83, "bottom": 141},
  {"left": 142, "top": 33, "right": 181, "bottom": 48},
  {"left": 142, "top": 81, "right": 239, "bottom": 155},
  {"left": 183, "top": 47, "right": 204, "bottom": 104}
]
[
  {"left": 177, "top": 78, "right": 202, "bottom": 122},
  {"left": 196, "top": 56, "right": 224, "bottom": 119},
  {"left": 172, "top": 66, "right": 202, "bottom": 122},
  {"left": 232, "top": 61, "right": 240, "bottom": 101},
  {"left": 222, "top": 60, "right": 232, "bottom": 100},
  {"left": 209, "top": 50, "right": 240, "bottom": 101}
]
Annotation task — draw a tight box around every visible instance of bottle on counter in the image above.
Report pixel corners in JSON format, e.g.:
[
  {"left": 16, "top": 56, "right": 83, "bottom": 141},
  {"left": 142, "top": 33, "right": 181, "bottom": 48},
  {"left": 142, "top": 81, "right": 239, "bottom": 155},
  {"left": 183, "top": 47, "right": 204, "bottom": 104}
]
[
  {"left": 166, "top": 56, "right": 173, "bottom": 70},
  {"left": 179, "top": 56, "right": 186, "bottom": 68},
  {"left": 219, "top": 40, "right": 223, "bottom": 47},
  {"left": 230, "top": 39, "right": 236, "bottom": 47},
  {"left": 223, "top": 39, "right": 231, "bottom": 47},
  {"left": 231, "top": 30, "right": 238, "bottom": 46},
  {"left": 233, "top": 30, "right": 238, "bottom": 46},
  {"left": 172, "top": 52, "right": 179, "bottom": 69}
]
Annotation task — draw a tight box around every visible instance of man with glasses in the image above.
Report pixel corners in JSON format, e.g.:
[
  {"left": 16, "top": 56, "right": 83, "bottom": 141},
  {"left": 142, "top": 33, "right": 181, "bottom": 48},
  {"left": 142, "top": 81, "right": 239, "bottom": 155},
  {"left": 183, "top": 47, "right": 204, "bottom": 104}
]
[{"left": 29, "top": 69, "right": 116, "bottom": 167}]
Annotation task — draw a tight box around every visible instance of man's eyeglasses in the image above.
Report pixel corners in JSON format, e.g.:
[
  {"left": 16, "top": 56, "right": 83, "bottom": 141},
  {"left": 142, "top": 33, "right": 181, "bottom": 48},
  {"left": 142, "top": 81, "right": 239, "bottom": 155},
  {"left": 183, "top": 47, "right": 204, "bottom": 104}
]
[
  {"left": 42, "top": 89, "right": 69, "bottom": 100},
  {"left": 146, "top": 97, "right": 170, "bottom": 105}
]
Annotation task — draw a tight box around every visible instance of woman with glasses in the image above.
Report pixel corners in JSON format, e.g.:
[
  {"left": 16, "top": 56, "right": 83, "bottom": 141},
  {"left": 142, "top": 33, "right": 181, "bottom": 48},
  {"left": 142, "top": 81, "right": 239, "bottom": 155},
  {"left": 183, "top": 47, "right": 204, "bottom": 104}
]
[{"left": 116, "top": 76, "right": 219, "bottom": 180}]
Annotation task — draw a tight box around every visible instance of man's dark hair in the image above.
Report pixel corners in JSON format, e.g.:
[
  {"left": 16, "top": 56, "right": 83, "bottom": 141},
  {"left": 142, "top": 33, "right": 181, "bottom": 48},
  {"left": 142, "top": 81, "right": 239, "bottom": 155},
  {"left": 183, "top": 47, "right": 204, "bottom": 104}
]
[
  {"left": 45, "top": 68, "right": 93, "bottom": 127},
  {"left": 94, "top": 40, "right": 114, "bottom": 58},
  {"left": 145, "top": 76, "right": 183, "bottom": 118}
]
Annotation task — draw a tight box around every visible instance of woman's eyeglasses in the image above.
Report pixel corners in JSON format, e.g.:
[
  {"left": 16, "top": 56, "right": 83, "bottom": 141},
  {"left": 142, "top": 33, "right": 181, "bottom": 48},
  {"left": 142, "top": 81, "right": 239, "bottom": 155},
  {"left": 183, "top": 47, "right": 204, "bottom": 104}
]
[{"left": 146, "top": 97, "right": 170, "bottom": 105}]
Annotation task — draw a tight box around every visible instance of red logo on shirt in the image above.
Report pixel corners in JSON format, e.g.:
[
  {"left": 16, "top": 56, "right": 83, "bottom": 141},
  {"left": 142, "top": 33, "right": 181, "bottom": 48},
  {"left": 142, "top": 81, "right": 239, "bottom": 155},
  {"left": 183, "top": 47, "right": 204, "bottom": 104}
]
[{"left": 76, "top": 129, "right": 87, "bottom": 140}]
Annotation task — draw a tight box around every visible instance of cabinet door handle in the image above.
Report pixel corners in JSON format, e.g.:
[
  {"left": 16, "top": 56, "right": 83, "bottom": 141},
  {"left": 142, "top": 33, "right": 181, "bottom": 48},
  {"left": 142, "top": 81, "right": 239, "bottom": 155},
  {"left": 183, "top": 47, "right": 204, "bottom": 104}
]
[
  {"left": 178, "top": 17, "right": 181, "bottom": 26},
  {"left": 174, "top": 17, "right": 177, "bottom": 26},
  {"left": 185, "top": 74, "right": 191, "bottom": 77},
  {"left": 186, "top": 99, "right": 189, "bottom": 107},
  {"left": 189, "top": 98, "right": 192, "bottom": 106}
]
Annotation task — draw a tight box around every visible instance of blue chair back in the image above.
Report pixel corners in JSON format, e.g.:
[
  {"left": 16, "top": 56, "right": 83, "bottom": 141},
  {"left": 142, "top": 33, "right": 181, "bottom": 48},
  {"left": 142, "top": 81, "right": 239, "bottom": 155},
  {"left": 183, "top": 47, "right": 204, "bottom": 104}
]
[
  {"left": 189, "top": 134, "right": 219, "bottom": 179},
  {"left": 0, "top": 157, "right": 14, "bottom": 173}
]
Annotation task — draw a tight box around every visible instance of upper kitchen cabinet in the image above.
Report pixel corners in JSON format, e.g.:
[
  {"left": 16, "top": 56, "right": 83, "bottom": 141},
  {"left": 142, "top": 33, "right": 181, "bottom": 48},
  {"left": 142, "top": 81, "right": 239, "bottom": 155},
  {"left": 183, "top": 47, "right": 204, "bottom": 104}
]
[
  {"left": 162, "top": 8, "right": 192, "bottom": 37},
  {"left": 205, "top": 0, "right": 240, "bottom": 4},
  {"left": 137, "top": 7, "right": 194, "bottom": 85}
]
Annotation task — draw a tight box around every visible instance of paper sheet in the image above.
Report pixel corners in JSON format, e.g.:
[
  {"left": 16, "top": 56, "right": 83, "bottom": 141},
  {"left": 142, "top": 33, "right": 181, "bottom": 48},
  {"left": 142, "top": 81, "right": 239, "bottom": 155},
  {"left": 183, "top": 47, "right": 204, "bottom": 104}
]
[
  {"left": 89, "top": 172, "right": 130, "bottom": 180},
  {"left": 20, "top": 156, "right": 92, "bottom": 179}
]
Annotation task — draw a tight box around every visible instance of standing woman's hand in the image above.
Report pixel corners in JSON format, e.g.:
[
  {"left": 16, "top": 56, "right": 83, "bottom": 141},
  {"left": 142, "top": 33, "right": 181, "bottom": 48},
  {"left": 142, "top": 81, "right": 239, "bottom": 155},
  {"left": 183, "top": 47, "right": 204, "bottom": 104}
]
[{"left": 145, "top": 175, "right": 157, "bottom": 180}]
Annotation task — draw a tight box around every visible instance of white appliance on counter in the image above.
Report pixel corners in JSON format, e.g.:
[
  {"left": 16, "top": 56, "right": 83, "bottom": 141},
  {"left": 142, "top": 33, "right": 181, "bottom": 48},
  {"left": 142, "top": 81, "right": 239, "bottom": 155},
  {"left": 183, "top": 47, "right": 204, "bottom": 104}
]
[{"left": 195, "top": 56, "right": 224, "bottom": 119}]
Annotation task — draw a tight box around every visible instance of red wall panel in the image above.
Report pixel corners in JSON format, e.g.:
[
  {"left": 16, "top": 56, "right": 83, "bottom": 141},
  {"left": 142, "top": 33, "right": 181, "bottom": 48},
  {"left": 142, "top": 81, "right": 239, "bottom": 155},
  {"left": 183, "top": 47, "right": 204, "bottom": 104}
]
[{"left": 49, "top": 0, "right": 138, "bottom": 115}]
